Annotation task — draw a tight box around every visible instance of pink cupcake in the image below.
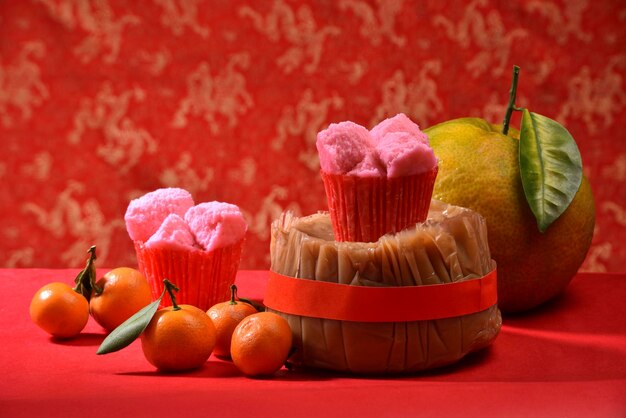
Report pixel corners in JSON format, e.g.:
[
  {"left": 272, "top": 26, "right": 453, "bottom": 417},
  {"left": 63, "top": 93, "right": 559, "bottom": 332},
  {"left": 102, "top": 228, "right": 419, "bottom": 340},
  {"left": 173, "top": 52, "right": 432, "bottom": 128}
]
[
  {"left": 317, "top": 114, "right": 438, "bottom": 242},
  {"left": 125, "top": 189, "right": 247, "bottom": 310}
]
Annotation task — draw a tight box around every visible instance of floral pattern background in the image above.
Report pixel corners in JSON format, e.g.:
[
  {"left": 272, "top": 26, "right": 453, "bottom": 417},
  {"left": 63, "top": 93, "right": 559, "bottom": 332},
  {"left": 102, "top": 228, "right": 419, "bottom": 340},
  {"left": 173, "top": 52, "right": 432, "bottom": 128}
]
[{"left": 1, "top": 0, "right": 624, "bottom": 272}]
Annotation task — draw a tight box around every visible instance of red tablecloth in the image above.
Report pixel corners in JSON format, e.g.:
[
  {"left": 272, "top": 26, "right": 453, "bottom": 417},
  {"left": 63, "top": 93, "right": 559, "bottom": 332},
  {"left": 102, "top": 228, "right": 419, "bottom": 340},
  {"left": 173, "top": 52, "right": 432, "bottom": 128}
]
[{"left": 1, "top": 270, "right": 625, "bottom": 417}]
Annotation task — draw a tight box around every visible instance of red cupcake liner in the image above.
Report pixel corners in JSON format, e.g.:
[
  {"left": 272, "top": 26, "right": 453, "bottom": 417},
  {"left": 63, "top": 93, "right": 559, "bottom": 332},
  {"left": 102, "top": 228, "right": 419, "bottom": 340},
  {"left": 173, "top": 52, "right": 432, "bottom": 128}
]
[
  {"left": 321, "top": 167, "right": 438, "bottom": 242},
  {"left": 134, "top": 240, "right": 243, "bottom": 311}
]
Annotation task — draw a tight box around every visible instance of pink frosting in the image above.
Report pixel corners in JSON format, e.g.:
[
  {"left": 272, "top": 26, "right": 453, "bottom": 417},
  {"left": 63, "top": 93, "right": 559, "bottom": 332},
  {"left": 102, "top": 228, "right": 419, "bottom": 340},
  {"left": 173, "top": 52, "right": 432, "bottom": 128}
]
[
  {"left": 124, "top": 188, "right": 194, "bottom": 242},
  {"left": 145, "top": 213, "right": 197, "bottom": 251},
  {"left": 184, "top": 202, "right": 247, "bottom": 252},
  {"left": 376, "top": 132, "right": 437, "bottom": 177},
  {"left": 316, "top": 113, "right": 436, "bottom": 178},
  {"left": 316, "top": 121, "right": 383, "bottom": 176},
  {"left": 370, "top": 113, "right": 430, "bottom": 145}
]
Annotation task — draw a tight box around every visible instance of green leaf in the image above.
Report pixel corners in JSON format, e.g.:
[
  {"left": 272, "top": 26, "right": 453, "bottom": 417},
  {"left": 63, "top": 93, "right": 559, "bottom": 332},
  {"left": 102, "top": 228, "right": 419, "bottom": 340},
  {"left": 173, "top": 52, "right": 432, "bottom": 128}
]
[
  {"left": 97, "top": 292, "right": 164, "bottom": 355},
  {"left": 519, "top": 109, "right": 582, "bottom": 232}
]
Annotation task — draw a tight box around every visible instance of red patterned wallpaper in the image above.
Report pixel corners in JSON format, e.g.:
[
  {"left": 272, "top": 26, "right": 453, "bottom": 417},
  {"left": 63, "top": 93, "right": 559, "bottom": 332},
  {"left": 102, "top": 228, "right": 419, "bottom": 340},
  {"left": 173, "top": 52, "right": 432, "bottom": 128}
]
[{"left": 1, "top": 0, "right": 625, "bottom": 272}]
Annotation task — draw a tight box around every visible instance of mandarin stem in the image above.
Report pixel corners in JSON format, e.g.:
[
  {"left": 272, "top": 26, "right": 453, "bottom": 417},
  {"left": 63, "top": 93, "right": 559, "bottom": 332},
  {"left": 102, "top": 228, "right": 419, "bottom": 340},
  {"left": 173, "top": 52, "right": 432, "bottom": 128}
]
[
  {"left": 502, "top": 65, "right": 521, "bottom": 136},
  {"left": 230, "top": 284, "right": 237, "bottom": 305},
  {"left": 163, "top": 279, "right": 181, "bottom": 311}
]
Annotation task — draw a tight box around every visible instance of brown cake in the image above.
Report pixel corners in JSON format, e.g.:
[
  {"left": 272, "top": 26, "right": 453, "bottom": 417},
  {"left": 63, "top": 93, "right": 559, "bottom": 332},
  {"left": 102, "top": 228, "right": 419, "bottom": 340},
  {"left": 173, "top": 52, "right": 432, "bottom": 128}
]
[{"left": 267, "top": 200, "right": 501, "bottom": 374}]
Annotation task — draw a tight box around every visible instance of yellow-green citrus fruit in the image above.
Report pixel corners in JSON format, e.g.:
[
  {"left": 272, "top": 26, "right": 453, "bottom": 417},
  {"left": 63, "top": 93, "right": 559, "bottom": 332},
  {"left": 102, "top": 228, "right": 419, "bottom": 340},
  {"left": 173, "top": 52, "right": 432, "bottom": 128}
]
[{"left": 425, "top": 117, "right": 595, "bottom": 312}]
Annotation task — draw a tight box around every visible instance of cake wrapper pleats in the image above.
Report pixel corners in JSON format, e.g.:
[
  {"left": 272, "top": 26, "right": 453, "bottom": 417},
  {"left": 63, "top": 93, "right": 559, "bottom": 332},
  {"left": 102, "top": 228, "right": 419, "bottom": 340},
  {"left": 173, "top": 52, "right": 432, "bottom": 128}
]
[
  {"left": 134, "top": 240, "right": 243, "bottom": 311},
  {"left": 321, "top": 167, "right": 438, "bottom": 242}
]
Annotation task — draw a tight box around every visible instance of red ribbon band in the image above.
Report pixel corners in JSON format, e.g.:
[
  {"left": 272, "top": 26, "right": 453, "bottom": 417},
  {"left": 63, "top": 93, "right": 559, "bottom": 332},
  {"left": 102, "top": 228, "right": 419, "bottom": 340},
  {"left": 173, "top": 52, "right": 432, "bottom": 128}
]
[{"left": 264, "top": 267, "right": 497, "bottom": 322}]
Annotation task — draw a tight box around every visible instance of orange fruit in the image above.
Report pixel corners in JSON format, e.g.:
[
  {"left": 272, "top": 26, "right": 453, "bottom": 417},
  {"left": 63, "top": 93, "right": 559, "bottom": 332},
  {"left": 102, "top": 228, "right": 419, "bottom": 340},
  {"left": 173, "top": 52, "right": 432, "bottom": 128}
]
[
  {"left": 230, "top": 312, "right": 292, "bottom": 377},
  {"left": 425, "top": 118, "right": 595, "bottom": 312},
  {"left": 89, "top": 267, "right": 153, "bottom": 332},
  {"left": 207, "top": 287, "right": 258, "bottom": 358},
  {"left": 30, "top": 282, "right": 89, "bottom": 338},
  {"left": 141, "top": 304, "right": 216, "bottom": 372}
]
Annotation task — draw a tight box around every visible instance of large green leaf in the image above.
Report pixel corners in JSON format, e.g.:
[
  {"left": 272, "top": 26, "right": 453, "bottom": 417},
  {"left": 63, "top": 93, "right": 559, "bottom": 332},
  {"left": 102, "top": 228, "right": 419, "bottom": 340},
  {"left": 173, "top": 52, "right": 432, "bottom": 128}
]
[
  {"left": 519, "top": 109, "right": 582, "bottom": 232},
  {"left": 97, "top": 292, "right": 164, "bottom": 355}
]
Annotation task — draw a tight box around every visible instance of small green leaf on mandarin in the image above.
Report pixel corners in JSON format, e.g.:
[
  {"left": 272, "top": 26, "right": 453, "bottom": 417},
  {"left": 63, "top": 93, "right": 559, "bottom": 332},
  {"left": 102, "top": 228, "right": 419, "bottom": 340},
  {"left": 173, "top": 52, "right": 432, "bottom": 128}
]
[{"left": 519, "top": 109, "right": 583, "bottom": 232}]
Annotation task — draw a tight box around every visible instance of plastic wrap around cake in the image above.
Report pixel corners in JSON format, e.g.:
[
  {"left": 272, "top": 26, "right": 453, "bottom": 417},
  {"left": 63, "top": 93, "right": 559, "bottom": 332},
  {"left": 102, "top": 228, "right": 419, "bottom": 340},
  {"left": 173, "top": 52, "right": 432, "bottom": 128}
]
[{"left": 266, "top": 200, "right": 501, "bottom": 374}]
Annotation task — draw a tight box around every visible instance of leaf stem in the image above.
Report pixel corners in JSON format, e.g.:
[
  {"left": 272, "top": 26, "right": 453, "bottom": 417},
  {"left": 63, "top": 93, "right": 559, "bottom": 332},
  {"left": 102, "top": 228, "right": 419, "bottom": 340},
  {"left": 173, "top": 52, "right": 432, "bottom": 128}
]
[
  {"left": 163, "top": 279, "right": 181, "bottom": 311},
  {"left": 502, "top": 65, "right": 521, "bottom": 136}
]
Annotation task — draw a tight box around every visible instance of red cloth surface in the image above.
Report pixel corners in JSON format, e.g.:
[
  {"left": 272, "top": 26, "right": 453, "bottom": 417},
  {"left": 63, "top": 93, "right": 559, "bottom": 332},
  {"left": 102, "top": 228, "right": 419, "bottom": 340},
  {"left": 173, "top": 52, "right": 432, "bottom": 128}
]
[
  {"left": 1, "top": 269, "right": 625, "bottom": 418},
  {"left": 1, "top": 1, "right": 625, "bottom": 273}
]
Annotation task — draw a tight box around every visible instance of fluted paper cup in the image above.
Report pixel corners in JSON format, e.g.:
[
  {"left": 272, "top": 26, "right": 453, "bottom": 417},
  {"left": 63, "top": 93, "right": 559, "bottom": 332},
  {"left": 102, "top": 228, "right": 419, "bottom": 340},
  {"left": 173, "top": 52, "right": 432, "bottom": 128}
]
[
  {"left": 321, "top": 167, "right": 438, "bottom": 242},
  {"left": 134, "top": 240, "right": 243, "bottom": 310}
]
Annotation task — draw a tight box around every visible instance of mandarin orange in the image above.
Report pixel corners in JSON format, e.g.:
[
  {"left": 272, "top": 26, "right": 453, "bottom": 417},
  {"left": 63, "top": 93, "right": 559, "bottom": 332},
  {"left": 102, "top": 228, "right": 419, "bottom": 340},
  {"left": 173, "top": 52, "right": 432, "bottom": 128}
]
[
  {"left": 141, "top": 304, "right": 216, "bottom": 372},
  {"left": 89, "top": 267, "right": 153, "bottom": 332},
  {"left": 230, "top": 312, "right": 292, "bottom": 377},
  {"left": 207, "top": 285, "right": 258, "bottom": 358},
  {"left": 30, "top": 282, "right": 89, "bottom": 338}
]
